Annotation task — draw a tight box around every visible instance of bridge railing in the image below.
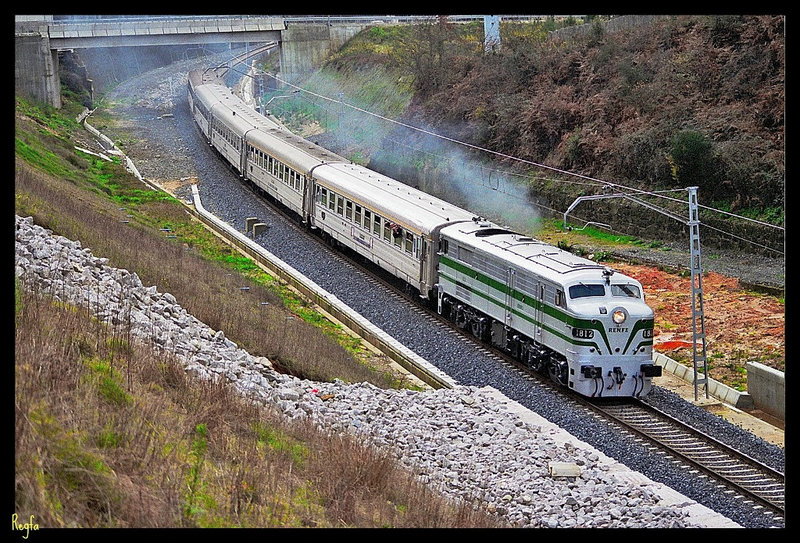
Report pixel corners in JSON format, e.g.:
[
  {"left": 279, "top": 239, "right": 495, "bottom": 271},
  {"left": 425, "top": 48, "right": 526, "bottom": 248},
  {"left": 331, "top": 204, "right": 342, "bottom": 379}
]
[{"left": 47, "top": 15, "right": 285, "bottom": 39}]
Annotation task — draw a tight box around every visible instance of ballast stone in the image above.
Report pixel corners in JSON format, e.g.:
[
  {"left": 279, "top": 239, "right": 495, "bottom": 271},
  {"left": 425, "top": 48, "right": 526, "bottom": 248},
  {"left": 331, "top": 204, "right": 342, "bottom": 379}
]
[{"left": 14, "top": 215, "right": 738, "bottom": 529}]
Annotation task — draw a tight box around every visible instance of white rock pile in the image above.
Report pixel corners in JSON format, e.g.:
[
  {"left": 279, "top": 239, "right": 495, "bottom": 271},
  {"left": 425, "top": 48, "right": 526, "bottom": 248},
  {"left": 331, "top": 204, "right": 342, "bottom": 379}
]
[{"left": 15, "top": 215, "right": 705, "bottom": 528}]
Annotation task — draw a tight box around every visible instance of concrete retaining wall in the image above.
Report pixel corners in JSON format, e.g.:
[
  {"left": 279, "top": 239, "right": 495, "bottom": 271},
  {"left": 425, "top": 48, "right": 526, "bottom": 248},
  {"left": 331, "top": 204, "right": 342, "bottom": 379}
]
[
  {"left": 746, "top": 362, "right": 785, "bottom": 420},
  {"left": 654, "top": 352, "right": 785, "bottom": 421},
  {"left": 653, "top": 352, "right": 754, "bottom": 409},
  {"left": 279, "top": 23, "right": 367, "bottom": 83}
]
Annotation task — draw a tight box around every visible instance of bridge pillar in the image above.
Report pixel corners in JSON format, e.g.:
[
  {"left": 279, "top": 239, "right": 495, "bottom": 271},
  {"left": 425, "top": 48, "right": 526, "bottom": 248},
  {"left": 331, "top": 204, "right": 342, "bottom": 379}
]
[
  {"left": 279, "top": 22, "right": 368, "bottom": 84},
  {"left": 15, "top": 29, "right": 61, "bottom": 108}
]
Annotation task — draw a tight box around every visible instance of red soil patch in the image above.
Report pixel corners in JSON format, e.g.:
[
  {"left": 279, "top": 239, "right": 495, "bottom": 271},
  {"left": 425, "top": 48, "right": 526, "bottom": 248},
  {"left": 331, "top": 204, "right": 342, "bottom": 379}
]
[{"left": 612, "top": 262, "right": 784, "bottom": 386}]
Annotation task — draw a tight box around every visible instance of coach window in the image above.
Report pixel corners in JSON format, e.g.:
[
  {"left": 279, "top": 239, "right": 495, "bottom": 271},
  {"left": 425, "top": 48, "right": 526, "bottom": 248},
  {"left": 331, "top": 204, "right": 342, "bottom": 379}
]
[
  {"left": 394, "top": 227, "right": 403, "bottom": 248},
  {"left": 336, "top": 195, "right": 344, "bottom": 216},
  {"left": 355, "top": 204, "right": 362, "bottom": 225},
  {"left": 374, "top": 214, "right": 382, "bottom": 236},
  {"left": 405, "top": 232, "right": 414, "bottom": 254},
  {"left": 383, "top": 221, "right": 391, "bottom": 242},
  {"left": 328, "top": 191, "right": 336, "bottom": 211},
  {"left": 345, "top": 201, "right": 353, "bottom": 221},
  {"left": 320, "top": 188, "right": 328, "bottom": 207},
  {"left": 363, "top": 209, "right": 371, "bottom": 230}
]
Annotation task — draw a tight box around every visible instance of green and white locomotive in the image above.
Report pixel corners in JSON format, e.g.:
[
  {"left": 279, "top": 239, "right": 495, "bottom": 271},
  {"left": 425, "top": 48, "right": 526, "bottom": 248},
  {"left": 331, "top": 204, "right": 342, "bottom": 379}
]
[{"left": 437, "top": 219, "right": 660, "bottom": 397}]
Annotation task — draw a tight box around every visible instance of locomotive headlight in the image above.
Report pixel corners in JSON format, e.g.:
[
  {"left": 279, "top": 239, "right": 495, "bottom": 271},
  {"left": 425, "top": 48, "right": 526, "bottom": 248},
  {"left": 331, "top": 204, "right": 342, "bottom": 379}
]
[{"left": 612, "top": 309, "right": 627, "bottom": 325}]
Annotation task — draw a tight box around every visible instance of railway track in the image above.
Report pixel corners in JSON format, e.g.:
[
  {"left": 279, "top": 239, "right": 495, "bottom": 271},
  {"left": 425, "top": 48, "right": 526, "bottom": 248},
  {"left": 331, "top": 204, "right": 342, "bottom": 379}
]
[
  {"left": 220, "top": 168, "right": 785, "bottom": 524},
  {"left": 170, "top": 79, "right": 784, "bottom": 525},
  {"left": 596, "top": 399, "right": 785, "bottom": 517},
  {"left": 412, "top": 287, "right": 786, "bottom": 521}
]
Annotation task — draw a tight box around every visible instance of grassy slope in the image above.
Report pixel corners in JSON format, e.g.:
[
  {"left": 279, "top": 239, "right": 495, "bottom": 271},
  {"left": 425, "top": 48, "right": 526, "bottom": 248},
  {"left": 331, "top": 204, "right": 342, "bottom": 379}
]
[{"left": 14, "top": 93, "right": 503, "bottom": 528}]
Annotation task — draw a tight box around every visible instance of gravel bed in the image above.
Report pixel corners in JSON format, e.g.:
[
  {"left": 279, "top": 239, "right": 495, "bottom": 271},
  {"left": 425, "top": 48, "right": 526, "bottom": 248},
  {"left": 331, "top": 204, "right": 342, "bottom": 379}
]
[
  {"left": 14, "top": 215, "right": 721, "bottom": 528},
  {"left": 91, "top": 56, "right": 785, "bottom": 528}
]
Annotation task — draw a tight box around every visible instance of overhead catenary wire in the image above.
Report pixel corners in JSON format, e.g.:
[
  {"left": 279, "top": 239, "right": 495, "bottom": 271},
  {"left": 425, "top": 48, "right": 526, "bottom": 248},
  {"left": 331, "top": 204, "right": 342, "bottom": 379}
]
[{"left": 228, "top": 62, "right": 784, "bottom": 254}]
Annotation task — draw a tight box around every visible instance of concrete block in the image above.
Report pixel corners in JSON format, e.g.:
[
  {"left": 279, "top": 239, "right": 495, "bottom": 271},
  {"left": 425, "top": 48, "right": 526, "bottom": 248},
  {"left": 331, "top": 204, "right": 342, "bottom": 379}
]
[
  {"left": 245, "top": 217, "right": 259, "bottom": 233},
  {"left": 746, "top": 362, "right": 784, "bottom": 420}
]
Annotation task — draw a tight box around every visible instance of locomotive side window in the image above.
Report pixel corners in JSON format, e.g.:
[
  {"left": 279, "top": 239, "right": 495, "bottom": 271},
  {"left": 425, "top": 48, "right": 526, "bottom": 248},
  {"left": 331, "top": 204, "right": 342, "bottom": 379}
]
[
  {"left": 459, "top": 246, "right": 474, "bottom": 265},
  {"left": 555, "top": 289, "right": 566, "bottom": 308}
]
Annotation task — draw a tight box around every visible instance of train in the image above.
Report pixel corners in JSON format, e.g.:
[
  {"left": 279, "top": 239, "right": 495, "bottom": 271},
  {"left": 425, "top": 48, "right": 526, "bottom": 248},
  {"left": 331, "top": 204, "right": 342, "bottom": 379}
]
[{"left": 187, "top": 69, "right": 661, "bottom": 398}]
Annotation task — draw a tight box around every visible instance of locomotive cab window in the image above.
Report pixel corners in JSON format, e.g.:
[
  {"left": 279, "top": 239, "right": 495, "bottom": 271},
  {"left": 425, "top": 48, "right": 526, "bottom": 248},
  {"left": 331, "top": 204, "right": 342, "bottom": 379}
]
[
  {"left": 611, "top": 284, "right": 641, "bottom": 298},
  {"left": 569, "top": 284, "right": 606, "bottom": 299}
]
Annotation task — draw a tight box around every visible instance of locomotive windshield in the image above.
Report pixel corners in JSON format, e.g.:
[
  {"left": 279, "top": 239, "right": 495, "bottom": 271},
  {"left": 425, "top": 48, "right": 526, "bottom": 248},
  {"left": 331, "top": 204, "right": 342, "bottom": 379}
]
[
  {"left": 569, "top": 283, "right": 606, "bottom": 299},
  {"left": 611, "top": 284, "right": 641, "bottom": 298}
]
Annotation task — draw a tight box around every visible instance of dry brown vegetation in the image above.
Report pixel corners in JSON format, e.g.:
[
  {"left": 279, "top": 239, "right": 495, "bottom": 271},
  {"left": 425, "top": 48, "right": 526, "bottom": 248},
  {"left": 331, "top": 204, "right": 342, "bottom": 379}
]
[
  {"left": 409, "top": 16, "right": 784, "bottom": 215},
  {"left": 15, "top": 282, "right": 502, "bottom": 528}
]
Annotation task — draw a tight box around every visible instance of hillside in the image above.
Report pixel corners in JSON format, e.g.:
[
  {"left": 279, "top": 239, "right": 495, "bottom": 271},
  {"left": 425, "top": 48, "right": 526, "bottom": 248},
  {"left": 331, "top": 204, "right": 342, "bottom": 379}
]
[
  {"left": 272, "top": 15, "right": 784, "bottom": 254},
  {"left": 260, "top": 15, "right": 785, "bottom": 384}
]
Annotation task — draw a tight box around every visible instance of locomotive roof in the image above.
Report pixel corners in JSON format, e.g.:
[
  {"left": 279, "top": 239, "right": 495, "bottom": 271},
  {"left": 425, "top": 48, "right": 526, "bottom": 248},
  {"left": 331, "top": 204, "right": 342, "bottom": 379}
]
[
  {"left": 439, "top": 221, "right": 638, "bottom": 286},
  {"left": 313, "top": 162, "right": 476, "bottom": 235}
]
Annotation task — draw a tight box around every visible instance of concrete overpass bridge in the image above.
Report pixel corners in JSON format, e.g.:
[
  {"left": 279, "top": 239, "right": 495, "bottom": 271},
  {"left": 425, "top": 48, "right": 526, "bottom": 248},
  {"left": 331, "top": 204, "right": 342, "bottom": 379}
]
[{"left": 15, "top": 15, "right": 379, "bottom": 108}]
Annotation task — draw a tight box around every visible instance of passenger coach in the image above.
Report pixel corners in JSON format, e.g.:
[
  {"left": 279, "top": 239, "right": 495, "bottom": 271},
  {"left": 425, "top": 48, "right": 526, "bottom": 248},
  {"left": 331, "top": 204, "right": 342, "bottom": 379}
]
[{"left": 310, "top": 162, "right": 475, "bottom": 298}]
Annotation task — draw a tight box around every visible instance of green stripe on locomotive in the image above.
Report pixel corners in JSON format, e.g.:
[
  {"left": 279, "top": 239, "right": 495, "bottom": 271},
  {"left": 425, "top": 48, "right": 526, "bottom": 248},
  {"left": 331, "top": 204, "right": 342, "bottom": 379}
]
[{"left": 439, "top": 255, "right": 653, "bottom": 356}]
